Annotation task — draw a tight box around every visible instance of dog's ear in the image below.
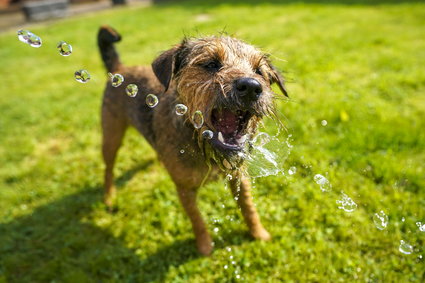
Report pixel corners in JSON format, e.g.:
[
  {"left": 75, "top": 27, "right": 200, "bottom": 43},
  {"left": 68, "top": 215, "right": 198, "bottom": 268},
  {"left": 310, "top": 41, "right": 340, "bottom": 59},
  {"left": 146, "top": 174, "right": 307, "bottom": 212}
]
[
  {"left": 151, "top": 44, "right": 186, "bottom": 92},
  {"left": 268, "top": 62, "right": 288, "bottom": 97}
]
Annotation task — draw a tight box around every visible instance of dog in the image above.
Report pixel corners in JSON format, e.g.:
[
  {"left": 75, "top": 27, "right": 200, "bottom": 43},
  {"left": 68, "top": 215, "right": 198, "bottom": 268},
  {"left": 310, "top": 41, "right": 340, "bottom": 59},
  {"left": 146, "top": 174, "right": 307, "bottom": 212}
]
[{"left": 98, "top": 25, "right": 287, "bottom": 255}]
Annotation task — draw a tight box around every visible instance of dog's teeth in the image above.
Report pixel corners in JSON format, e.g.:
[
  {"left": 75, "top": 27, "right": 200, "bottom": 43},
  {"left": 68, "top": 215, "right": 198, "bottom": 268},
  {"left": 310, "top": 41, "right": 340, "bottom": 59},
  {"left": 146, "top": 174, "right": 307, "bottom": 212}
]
[
  {"left": 237, "top": 135, "right": 247, "bottom": 144},
  {"left": 218, "top": 132, "right": 225, "bottom": 143}
]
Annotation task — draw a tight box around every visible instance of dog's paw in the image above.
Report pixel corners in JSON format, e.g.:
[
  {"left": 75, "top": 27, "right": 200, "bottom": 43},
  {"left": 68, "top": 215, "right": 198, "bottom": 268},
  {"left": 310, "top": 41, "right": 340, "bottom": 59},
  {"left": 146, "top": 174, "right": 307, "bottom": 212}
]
[
  {"left": 197, "top": 242, "right": 213, "bottom": 256},
  {"left": 196, "top": 236, "right": 213, "bottom": 256},
  {"left": 251, "top": 227, "right": 271, "bottom": 241}
]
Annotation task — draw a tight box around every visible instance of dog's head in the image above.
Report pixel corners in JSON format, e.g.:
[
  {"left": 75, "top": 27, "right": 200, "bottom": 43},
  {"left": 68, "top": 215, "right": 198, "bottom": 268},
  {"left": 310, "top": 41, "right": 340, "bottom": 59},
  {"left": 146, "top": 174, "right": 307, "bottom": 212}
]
[{"left": 152, "top": 36, "right": 287, "bottom": 171}]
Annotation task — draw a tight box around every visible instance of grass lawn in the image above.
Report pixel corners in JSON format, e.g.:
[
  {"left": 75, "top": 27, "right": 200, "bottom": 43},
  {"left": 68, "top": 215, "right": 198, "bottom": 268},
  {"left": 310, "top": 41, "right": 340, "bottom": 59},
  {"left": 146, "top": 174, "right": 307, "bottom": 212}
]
[{"left": 1, "top": 0, "right": 424, "bottom": 281}]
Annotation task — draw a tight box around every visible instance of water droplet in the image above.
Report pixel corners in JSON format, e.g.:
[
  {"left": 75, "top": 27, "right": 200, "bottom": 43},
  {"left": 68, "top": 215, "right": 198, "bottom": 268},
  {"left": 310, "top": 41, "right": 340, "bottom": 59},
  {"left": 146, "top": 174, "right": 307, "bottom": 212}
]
[
  {"left": 125, "top": 84, "right": 138, "bottom": 97},
  {"left": 399, "top": 240, "right": 413, "bottom": 255},
  {"left": 146, "top": 94, "right": 159, "bottom": 108},
  {"left": 226, "top": 174, "right": 233, "bottom": 181},
  {"left": 314, "top": 174, "right": 332, "bottom": 192},
  {"left": 192, "top": 110, "right": 204, "bottom": 129},
  {"left": 321, "top": 120, "right": 328, "bottom": 126},
  {"left": 108, "top": 73, "right": 124, "bottom": 87},
  {"left": 180, "top": 149, "right": 185, "bottom": 154},
  {"left": 213, "top": 227, "right": 219, "bottom": 233},
  {"left": 253, "top": 132, "right": 271, "bottom": 147},
  {"left": 416, "top": 222, "right": 425, "bottom": 232},
  {"left": 175, "top": 104, "right": 188, "bottom": 115},
  {"left": 202, "top": 130, "right": 213, "bottom": 140},
  {"left": 17, "top": 30, "right": 42, "bottom": 48},
  {"left": 288, "top": 166, "right": 297, "bottom": 175},
  {"left": 373, "top": 210, "right": 389, "bottom": 230},
  {"left": 57, "top": 41, "right": 72, "bottom": 56},
  {"left": 246, "top": 131, "right": 292, "bottom": 178},
  {"left": 336, "top": 192, "right": 357, "bottom": 212},
  {"left": 74, "top": 69, "right": 90, "bottom": 83}
]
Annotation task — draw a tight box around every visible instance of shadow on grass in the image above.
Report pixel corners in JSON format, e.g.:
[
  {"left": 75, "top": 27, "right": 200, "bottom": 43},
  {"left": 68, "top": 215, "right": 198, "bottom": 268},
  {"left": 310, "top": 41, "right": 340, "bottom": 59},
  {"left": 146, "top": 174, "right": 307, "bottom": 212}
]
[
  {"left": 152, "top": 0, "right": 423, "bottom": 7},
  {"left": 0, "top": 163, "right": 201, "bottom": 282}
]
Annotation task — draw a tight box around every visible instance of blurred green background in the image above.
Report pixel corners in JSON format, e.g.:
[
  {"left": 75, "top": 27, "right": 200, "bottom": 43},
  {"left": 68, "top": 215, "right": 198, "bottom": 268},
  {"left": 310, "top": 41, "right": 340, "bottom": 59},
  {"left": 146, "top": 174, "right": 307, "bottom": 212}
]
[{"left": 0, "top": 0, "right": 424, "bottom": 282}]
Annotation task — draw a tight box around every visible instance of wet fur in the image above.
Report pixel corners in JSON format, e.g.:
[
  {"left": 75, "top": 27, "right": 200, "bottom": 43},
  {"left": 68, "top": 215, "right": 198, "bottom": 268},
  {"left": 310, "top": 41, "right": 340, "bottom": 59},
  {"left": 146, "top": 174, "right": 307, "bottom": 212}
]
[{"left": 98, "top": 26, "right": 287, "bottom": 255}]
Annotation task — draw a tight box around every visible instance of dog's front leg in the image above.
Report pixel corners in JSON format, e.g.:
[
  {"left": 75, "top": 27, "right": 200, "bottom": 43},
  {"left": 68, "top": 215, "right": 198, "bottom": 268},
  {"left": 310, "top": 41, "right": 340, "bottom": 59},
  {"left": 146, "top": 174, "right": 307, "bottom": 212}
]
[
  {"left": 229, "top": 174, "right": 271, "bottom": 241},
  {"left": 177, "top": 187, "right": 213, "bottom": 255}
]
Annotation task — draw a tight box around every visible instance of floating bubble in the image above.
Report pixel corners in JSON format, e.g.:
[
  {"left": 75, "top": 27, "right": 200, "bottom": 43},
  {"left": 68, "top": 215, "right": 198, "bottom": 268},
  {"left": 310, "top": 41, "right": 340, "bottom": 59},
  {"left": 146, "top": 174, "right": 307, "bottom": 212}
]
[
  {"left": 17, "top": 30, "right": 42, "bottom": 48},
  {"left": 288, "top": 166, "right": 297, "bottom": 175},
  {"left": 336, "top": 192, "right": 357, "bottom": 212},
  {"left": 416, "top": 222, "right": 425, "bottom": 232},
  {"left": 224, "top": 265, "right": 228, "bottom": 270},
  {"left": 74, "top": 69, "right": 90, "bottom": 83},
  {"left": 321, "top": 120, "right": 328, "bottom": 126},
  {"left": 213, "top": 227, "right": 219, "bottom": 233},
  {"left": 108, "top": 73, "right": 124, "bottom": 87},
  {"left": 192, "top": 110, "right": 204, "bottom": 129},
  {"left": 373, "top": 210, "right": 389, "bottom": 230},
  {"left": 180, "top": 149, "right": 185, "bottom": 154},
  {"left": 202, "top": 130, "right": 213, "bottom": 140},
  {"left": 399, "top": 240, "right": 413, "bottom": 255},
  {"left": 57, "top": 41, "right": 72, "bottom": 56},
  {"left": 314, "top": 174, "right": 332, "bottom": 192},
  {"left": 146, "top": 94, "right": 159, "bottom": 108},
  {"left": 175, "top": 104, "right": 188, "bottom": 115},
  {"left": 126, "top": 84, "right": 138, "bottom": 97}
]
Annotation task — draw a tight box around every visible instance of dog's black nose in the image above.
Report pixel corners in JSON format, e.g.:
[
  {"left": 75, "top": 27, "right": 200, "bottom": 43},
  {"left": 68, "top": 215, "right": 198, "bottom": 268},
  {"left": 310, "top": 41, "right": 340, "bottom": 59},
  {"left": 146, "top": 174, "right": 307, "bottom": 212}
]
[{"left": 235, "top": 77, "right": 262, "bottom": 101}]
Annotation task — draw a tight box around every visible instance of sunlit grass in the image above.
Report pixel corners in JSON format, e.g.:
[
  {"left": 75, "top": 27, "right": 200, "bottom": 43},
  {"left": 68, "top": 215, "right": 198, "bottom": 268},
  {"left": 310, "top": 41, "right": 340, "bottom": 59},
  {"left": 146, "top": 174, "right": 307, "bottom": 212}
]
[{"left": 0, "top": 0, "right": 424, "bottom": 281}]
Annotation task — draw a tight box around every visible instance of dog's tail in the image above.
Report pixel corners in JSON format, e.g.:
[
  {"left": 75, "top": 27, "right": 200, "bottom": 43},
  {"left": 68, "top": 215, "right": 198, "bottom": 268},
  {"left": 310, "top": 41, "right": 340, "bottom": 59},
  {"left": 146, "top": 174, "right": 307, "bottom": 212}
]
[{"left": 98, "top": 25, "right": 122, "bottom": 73}]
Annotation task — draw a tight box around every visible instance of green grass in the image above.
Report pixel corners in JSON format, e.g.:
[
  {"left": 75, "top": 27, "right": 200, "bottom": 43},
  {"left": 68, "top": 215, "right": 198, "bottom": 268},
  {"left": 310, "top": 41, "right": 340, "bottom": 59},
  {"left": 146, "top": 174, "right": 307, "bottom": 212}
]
[{"left": 1, "top": 0, "right": 424, "bottom": 282}]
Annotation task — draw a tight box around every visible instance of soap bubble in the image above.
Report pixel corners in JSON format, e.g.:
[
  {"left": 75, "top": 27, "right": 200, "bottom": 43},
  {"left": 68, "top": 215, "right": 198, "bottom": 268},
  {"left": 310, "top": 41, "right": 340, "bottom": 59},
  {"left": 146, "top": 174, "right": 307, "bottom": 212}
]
[
  {"left": 17, "top": 30, "right": 42, "bottom": 48},
  {"left": 399, "top": 240, "right": 413, "bottom": 255},
  {"left": 108, "top": 73, "right": 124, "bottom": 87},
  {"left": 175, "top": 104, "right": 188, "bottom": 115},
  {"left": 373, "top": 211, "right": 389, "bottom": 230},
  {"left": 74, "top": 69, "right": 90, "bottom": 83},
  {"left": 336, "top": 192, "right": 357, "bottom": 212},
  {"left": 192, "top": 110, "right": 204, "bottom": 129},
  {"left": 146, "top": 94, "right": 159, "bottom": 108},
  {"left": 57, "top": 41, "right": 72, "bottom": 56},
  {"left": 314, "top": 174, "right": 331, "bottom": 192},
  {"left": 126, "top": 84, "right": 138, "bottom": 97},
  {"left": 288, "top": 166, "right": 296, "bottom": 175},
  {"left": 202, "top": 130, "right": 213, "bottom": 140}
]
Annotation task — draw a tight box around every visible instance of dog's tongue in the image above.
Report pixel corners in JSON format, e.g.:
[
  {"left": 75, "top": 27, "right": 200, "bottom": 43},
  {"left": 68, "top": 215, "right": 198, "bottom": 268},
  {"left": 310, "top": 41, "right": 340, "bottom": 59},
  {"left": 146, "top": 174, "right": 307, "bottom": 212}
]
[{"left": 216, "top": 109, "right": 238, "bottom": 135}]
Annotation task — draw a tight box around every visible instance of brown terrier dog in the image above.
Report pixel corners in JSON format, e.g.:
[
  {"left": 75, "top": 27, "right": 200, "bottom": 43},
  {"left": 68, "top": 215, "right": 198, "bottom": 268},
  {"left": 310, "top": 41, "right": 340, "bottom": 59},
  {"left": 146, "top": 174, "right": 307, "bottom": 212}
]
[{"left": 98, "top": 25, "right": 287, "bottom": 255}]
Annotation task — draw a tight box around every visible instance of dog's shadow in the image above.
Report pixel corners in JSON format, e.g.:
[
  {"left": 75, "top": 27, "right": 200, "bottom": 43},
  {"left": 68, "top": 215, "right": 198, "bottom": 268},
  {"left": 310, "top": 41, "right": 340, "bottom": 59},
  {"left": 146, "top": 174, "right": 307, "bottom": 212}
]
[{"left": 0, "top": 162, "right": 202, "bottom": 282}]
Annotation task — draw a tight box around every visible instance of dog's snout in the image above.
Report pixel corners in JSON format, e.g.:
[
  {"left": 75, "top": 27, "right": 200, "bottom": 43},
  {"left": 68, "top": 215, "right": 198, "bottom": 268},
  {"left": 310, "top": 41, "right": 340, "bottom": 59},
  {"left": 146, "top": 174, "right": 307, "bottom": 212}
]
[{"left": 235, "top": 77, "right": 262, "bottom": 101}]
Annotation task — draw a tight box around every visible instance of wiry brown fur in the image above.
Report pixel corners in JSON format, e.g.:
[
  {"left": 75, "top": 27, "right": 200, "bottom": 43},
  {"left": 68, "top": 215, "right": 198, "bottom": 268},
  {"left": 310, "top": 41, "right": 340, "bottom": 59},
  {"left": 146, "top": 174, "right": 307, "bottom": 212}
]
[{"left": 98, "top": 26, "right": 287, "bottom": 255}]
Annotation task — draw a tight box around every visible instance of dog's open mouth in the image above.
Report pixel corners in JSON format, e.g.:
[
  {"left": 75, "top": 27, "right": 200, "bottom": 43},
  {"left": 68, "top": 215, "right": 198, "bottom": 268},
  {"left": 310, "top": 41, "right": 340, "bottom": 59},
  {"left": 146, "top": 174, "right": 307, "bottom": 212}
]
[{"left": 210, "top": 108, "right": 251, "bottom": 151}]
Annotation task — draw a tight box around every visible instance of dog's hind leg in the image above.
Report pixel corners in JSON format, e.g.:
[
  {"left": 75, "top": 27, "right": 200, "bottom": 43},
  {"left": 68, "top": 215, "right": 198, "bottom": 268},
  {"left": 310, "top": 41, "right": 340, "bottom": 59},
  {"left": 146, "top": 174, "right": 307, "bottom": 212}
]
[
  {"left": 101, "top": 105, "right": 127, "bottom": 209},
  {"left": 229, "top": 174, "right": 271, "bottom": 241}
]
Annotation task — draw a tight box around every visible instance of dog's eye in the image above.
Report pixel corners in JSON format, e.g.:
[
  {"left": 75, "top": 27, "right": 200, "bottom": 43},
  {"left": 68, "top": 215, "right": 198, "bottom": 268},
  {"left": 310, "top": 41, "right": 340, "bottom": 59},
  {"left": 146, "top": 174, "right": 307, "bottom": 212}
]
[
  {"left": 255, "top": 68, "right": 263, "bottom": 76},
  {"left": 203, "top": 61, "right": 221, "bottom": 71}
]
